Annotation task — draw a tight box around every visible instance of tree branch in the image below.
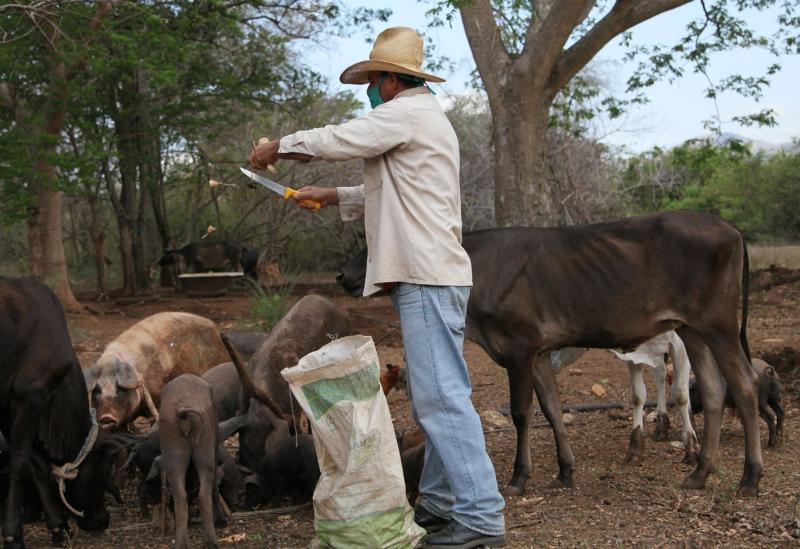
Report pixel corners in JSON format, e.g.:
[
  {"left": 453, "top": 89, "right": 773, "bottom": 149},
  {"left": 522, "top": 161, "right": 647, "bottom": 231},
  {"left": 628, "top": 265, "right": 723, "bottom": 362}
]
[
  {"left": 459, "top": 0, "right": 512, "bottom": 99},
  {"left": 552, "top": 0, "right": 692, "bottom": 96},
  {"left": 63, "top": 1, "right": 112, "bottom": 81},
  {"left": 518, "top": 0, "right": 594, "bottom": 87}
]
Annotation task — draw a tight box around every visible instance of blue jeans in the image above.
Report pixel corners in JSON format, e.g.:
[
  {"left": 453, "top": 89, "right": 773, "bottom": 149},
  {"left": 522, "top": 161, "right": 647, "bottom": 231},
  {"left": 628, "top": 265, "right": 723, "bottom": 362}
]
[{"left": 390, "top": 283, "right": 505, "bottom": 536}]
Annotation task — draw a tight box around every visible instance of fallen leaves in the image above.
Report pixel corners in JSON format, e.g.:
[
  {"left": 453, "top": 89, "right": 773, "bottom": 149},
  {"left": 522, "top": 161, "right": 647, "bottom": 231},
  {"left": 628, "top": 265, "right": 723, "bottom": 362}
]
[
  {"left": 219, "top": 533, "right": 247, "bottom": 544},
  {"left": 591, "top": 383, "right": 607, "bottom": 398}
]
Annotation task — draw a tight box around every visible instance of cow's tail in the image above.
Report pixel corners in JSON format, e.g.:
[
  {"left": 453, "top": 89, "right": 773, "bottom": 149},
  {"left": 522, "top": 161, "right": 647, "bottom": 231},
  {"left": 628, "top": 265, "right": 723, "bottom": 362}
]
[{"left": 740, "top": 240, "right": 751, "bottom": 361}]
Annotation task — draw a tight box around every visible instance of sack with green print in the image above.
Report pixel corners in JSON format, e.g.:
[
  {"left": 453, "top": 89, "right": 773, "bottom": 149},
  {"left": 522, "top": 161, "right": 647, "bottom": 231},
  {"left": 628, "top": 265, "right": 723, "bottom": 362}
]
[{"left": 281, "top": 335, "right": 424, "bottom": 549}]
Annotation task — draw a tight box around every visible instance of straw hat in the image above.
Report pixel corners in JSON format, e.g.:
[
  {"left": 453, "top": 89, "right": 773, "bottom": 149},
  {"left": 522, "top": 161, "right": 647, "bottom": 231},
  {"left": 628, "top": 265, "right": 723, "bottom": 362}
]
[{"left": 339, "top": 27, "right": 445, "bottom": 85}]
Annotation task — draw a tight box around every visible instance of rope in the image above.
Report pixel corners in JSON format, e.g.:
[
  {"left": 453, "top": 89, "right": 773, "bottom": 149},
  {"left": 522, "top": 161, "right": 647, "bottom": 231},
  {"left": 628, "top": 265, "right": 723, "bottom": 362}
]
[
  {"left": 289, "top": 385, "right": 298, "bottom": 448},
  {"left": 142, "top": 384, "right": 160, "bottom": 423},
  {"left": 51, "top": 407, "right": 99, "bottom": 518}
]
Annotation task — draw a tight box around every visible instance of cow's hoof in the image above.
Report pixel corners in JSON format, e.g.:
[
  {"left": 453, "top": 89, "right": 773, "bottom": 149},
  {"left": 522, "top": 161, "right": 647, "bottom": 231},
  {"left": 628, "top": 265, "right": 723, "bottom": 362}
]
[
  {"left": 683, "top": 448, "right": 699, "bottom": 466},
  {"left": 737, "top": 484, "right": 759, "bottom": 498},
  {"left": 501, "top": 484, "right": 524, "bottom": 497},
  {"left": 50, "top": 528, "right": 70, "bottom": 547},
  {"left": 653, "top": 413, "right": 670, "bottom": 441},
  {"left": 681, "top": 471, "right": 707, "bottom": 490},
  {"left": 548, "top": 476, "right": 572, "bottom": 489},
  {"left": 625, "top": 427, "right": 644, "bottom": 465}
]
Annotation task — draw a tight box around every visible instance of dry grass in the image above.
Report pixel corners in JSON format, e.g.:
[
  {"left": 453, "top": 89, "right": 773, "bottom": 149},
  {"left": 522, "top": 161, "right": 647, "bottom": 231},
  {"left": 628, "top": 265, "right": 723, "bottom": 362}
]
[{"left": 748, "top": 244, "right": 800, "bottom": 270}]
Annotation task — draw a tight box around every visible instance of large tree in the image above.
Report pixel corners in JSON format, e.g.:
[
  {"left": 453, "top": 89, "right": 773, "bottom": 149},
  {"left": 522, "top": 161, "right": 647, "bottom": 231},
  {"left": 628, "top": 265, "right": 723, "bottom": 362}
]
[
  {"left": 0, "top": 1, "right": 112, "bottom": 311},
  {"left": 433, "top": 0, "right": 798, "bottom": 227}
]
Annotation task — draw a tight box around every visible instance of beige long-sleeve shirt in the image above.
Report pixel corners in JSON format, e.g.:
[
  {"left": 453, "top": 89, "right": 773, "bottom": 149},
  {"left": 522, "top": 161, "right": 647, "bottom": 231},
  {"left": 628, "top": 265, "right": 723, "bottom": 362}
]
[{"left": 278, "top": 86, "right": 472, "bottom": 296}]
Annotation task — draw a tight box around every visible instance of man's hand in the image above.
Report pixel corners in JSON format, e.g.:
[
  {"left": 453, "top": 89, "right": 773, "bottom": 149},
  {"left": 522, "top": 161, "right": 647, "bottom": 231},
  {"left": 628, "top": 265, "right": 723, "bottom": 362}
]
[
  {"left": 293, "top": 186, "right": 338, "bottom": 210},
  {"left": 249, "top": 139, "right": 279, "bottom": 170}
]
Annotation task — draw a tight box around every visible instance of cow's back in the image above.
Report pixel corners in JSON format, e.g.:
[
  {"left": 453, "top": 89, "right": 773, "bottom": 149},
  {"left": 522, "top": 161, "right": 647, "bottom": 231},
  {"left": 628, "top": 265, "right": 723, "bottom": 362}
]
[{"left": 103, "top": 312, "right": 229, "bottom": 401}]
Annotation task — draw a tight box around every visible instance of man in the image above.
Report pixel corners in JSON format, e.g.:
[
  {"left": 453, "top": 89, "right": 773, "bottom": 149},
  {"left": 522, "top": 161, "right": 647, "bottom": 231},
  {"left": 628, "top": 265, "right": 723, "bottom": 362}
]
[{"left": 249, "top": 27, "right": 506, "bottom": 548}]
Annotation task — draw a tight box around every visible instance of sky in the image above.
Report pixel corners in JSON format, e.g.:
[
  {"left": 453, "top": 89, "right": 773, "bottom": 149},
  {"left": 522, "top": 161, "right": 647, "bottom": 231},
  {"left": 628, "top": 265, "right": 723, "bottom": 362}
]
[{"left": 306, "top": 2, "right": 800, "bottom": 153}]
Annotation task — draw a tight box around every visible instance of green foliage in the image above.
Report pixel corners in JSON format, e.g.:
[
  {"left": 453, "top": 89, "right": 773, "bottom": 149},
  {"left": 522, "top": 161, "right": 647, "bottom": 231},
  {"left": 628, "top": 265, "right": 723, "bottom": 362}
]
[
  {"left": 249, "top": 282, "right": 294, "bottom": 330},
  {"left": 621, "top": 140, "right": 800, "bottom": 241}
]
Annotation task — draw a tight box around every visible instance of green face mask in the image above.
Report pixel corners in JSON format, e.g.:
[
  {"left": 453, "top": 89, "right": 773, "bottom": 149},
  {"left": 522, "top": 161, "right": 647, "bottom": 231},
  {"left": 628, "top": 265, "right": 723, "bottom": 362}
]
[{"left": 367, "top": 74, "right": 388, "bottom": 109}]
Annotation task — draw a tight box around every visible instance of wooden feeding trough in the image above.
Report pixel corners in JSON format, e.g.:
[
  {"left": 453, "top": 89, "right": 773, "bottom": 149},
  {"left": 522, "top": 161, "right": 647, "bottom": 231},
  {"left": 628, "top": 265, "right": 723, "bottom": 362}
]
[{"left": 178, "top": 272, "right": 243, "bottom": 297}]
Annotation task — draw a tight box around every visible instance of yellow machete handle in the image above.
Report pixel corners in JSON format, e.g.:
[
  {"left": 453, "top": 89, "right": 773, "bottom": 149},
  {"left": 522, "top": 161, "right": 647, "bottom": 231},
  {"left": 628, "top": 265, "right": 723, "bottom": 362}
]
[{"left": 283, "top": 187, "right": 322, "bottom": 211}]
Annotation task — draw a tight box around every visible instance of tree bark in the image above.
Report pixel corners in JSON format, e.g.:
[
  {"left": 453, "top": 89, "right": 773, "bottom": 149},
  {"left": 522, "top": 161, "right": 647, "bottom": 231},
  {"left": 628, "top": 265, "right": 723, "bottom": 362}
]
[
  {"left": 27, "top": 173, "right": 83, "bottom": 311},
  {"left": 459, "top": 0, "right": 692, "bottom": 227}
]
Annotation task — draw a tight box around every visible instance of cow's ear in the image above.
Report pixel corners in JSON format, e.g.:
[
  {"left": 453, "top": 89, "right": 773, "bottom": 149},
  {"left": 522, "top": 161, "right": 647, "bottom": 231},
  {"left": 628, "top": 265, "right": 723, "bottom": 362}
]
[{"left": 114, "top": 360, "right": 141, "bottom": 390}]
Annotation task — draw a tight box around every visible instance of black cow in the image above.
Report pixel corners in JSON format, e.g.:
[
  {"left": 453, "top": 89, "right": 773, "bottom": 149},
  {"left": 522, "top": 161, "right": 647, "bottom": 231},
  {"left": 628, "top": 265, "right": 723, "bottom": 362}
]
[
  {"left": 0, "top": 277, "right": 134, "bottom": 548},
  {"left": 337, "top": 211, "right": 762, "bottom": 496},
  {"left": 159, "top": 240, "right": 242, "bottom": 275}
]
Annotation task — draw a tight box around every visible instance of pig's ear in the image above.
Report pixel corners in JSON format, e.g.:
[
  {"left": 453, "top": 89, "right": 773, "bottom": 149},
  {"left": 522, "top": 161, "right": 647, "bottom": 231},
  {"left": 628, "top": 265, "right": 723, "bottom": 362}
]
[
  {"left": 114, "top": 360, "right": 141, "bottom": 390},
  {"left": 83, "top": 366, "right": 99, "bottom": 391},
  {"left": 145, "top": 456, "right": 162, "bottom": 483}
]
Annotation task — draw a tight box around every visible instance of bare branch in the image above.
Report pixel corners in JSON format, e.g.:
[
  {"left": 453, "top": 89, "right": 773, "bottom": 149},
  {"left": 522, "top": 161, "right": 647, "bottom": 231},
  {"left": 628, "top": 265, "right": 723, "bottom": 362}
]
[
  {"left": 459, "top": 0, "right": 512, "bottom": 99},
  {"left": 553, "top": 0, "right": 691, "bottom": 96}
]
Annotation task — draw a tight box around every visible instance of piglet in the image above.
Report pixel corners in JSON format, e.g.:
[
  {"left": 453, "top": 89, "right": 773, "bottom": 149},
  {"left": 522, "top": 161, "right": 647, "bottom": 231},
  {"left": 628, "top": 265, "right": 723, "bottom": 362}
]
[
  {"left": 159, "top": 374, "right": 220, "bottom": 549},
  {"left": 257, "top": 413, "right": 320, "bottom": 506}
]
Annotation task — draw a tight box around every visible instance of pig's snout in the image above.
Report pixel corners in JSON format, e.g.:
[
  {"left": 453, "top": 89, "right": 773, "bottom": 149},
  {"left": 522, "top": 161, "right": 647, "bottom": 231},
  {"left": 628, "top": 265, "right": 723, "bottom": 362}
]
[{"left": 98, "top": 414, "right": 119, "bottom": 430}]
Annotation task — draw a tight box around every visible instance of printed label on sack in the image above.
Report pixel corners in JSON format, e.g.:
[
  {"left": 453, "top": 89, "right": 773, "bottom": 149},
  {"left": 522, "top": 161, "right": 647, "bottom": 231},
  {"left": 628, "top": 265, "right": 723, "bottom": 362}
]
[{"left": 301, "top": 361, "right": 380, "bottom": 419}]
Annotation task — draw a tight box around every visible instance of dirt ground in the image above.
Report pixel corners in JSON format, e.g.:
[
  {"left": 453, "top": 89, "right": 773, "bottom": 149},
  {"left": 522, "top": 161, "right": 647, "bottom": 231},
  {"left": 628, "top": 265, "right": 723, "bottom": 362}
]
[{"left": 20, "top": 273, "right": 800, "bottom": 548}]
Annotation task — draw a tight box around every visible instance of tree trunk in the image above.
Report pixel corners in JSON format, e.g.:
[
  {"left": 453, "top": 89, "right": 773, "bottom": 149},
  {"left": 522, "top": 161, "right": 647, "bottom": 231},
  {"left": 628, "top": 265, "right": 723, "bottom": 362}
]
[
  {"left": 88, "top": 198, "right": 107, "bottom": 297},
  {"left": 491, "top": 98, "right": 561, "bottom": 227},
  {"left": 27, "top": 176, "right": 82, "bottom": 312}
]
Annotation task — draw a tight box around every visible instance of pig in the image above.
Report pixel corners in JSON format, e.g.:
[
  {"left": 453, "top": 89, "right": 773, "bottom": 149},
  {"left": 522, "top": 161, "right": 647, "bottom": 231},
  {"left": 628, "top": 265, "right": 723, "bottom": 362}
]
[
  {"left": 158, "top": 374, "right": 221, "bottom": 549},
  {"left": 690, "top": 357, "right": 785, "bottom": 447},
  {"left": 396, "top": 429, "right": 426, "bottom": 506},
  {"left": 84, "top": 312, "right": 231, "bottom": 431},
  {"left": 256, "top": 413, "right": 319, "bottom": 506},
  {"left": 202, "top": 362, "right": 243, "bottom": 422},
  {"left": 223, "top": 295, "right": 352, "bottom": 472},
  {"left": 133, "top": 414, "right": 247, "bottom": 519},
  {"left": 219, "top": 331, "right": 269, "bottom": 363}
]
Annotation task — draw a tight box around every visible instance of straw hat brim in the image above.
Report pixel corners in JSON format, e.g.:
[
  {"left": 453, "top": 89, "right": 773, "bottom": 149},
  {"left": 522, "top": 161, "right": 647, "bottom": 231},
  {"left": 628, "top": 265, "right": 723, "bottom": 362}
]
[{"left": 339, "top": 59, "right": 445, "bottom": 85}]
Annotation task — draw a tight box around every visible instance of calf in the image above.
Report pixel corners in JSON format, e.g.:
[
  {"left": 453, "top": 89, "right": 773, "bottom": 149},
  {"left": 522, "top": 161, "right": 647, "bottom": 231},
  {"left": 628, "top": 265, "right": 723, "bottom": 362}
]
[
  {"left": 84, "top": 312, "right": 230, "bottom": 430},
  {"left": 339, "top": 211, "right": 761, "bottom": 496},
  {"left": 689, "top": 357, "right": 784, "bottom": 448},
  {"left": 158, "top": 374, "right": 220, "bottom": 549},
  {"left": 1, "top": 276, "right": 134, "bottom": 547}
]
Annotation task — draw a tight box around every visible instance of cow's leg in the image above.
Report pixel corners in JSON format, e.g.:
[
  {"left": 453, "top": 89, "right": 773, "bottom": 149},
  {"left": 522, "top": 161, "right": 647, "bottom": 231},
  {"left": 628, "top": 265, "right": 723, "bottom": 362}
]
[
  {"left": 531, "top": 355, "right": 575, "bottom": 489},
  {"left": 626, "top": 363, "right": 646, "bottom": 465},
  {"left": 652, "top": 358, "right": 670, "bottom": 441},
  {"left": 680, "top": 329, "right": 726, "bottom": 491},
  {"left": 669, "top": 336, "right": 700, "bottom": 463},
  {"left": 504, "top": 356, "right": 535, "bottom": 496},
  {"left": 3, "top": 402, "right": 38, "bottom": 549},
  {"left": 28, "top": 453, "right": 70, "bottom": 546},
  {"left": 701, "top": 329, "right": 763, "bottom": 496},
  {"left": 191, "top": 446, "right": 218, "bottom": 549}
]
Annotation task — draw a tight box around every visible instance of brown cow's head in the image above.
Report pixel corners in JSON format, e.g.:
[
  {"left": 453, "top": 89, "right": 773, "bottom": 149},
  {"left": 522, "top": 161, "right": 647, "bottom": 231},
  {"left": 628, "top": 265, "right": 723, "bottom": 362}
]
[{"left": 84, "top": 356, "right": 144, "bottom": 430}]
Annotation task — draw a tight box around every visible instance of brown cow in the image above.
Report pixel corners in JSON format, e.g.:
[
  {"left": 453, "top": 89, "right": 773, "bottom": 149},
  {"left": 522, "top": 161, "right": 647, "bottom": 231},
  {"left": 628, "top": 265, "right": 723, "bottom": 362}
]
[{"left": 338, "top": 211, "right": 761, "bottom": 497}]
